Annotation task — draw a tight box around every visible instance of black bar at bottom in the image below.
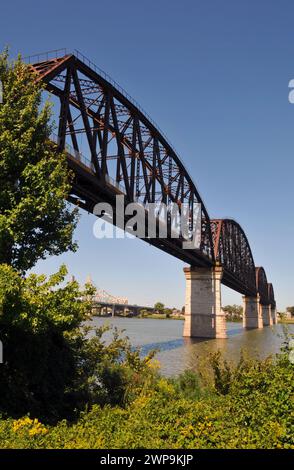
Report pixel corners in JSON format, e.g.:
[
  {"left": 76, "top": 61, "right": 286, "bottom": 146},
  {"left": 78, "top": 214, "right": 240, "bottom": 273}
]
[{"left": 0, "top": 449, "right": 292, "bottom": 466}]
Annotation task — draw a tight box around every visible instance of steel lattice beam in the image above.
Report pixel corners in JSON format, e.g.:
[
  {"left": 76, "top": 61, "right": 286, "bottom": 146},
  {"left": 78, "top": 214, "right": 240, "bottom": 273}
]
[
  {"left": 211, "top": 219, "right": 257, "bottom": 297},
  {"left": 256, "top": 267, "right": 269, "bottom": 305},
  {"left": 29, "top": 53, "right": 214, "bottom": 267},
  {"left": 27, "top": 52, "right": 276, "bottom": 304}
]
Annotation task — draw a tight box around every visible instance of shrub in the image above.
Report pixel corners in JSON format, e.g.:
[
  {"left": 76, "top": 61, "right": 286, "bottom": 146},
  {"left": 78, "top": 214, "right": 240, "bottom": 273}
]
[
  {"left": 0, "top": 264, "right": 156, "bottom": 422},
  {"left": 0, "top": 346, "right": 293, "bottom": 449}
]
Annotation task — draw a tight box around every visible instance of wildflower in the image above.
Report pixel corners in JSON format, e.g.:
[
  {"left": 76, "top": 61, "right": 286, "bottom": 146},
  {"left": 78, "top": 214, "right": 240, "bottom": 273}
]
[{"left": 12, "top": 417, "right": 47, "bottom": 436}]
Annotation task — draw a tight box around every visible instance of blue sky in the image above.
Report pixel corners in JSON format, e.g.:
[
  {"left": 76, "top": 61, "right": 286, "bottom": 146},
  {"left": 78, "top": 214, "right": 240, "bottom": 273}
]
[{"left": 1, "top": 0, "right": 294, "bottom": 309}]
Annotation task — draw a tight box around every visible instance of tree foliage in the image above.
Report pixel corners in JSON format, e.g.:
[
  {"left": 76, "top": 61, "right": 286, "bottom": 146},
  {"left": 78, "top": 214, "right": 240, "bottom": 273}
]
[
  {"left": 0, "top": 347, "right": 293, "bottom": 448},
  {"left": 154, "top": 302, "right": 165, "bottom": 313},
  {"left": 0, "top": 264, "right": 156, "bottom": 422},
  {"left": 286, "top": 306, "right": 294, "bottom": 316},
  {"left": 0, "top": 50, "right": 78, "bottom": 272},
  {"left": 223, "top": 304, "right": 243, "bottom": 321}
]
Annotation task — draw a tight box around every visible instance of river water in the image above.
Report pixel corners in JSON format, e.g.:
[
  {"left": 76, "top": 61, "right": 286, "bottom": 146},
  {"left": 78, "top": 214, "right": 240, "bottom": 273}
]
[{"left": 88, "top": 317, "right": 294, "bottom": 376}]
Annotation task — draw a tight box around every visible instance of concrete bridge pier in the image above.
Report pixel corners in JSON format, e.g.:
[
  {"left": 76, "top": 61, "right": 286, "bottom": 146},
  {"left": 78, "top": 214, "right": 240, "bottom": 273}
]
[
  {"left": 183, "top": 265, "right": 227, "bottom": 339},
  {"left": 243, "top": 295, "right": 263, "bottom": 329},
  {"left": 271, "top": 304, "right": 278, "bottom": 325},
  {"left": 261, "top": 304, "right": 272, "bottom": 326}
]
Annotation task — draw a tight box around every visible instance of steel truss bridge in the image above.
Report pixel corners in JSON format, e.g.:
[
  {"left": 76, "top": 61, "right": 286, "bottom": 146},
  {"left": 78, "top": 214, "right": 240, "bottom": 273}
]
[
  {"left": 27, "top": 49, "right": 275, "bottom": 308},
  {"left": 91, "top": 286, "right": 128, "bottom": 305}
]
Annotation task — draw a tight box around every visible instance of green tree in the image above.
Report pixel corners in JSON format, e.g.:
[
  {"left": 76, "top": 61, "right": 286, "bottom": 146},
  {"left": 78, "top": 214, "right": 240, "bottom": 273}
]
[
  {"left": 139, "top": 309, "right": 148, "bottom": 317},
  {"left": 163, "top": 308, "right": 172, "bottom": 318},
  {"left": 154, "top": 302, "right": 165, "bottom": 314},
  {"left": 286, "top": 306, "right": 294, "bottom": 317},
  {"left": 223, "top": 304, "right": 243, "bottom": 321},
  {"left": 0, "top": 51, "right": 159, "bottom": 424},
  {"left": 0, "top": 50, "right": 78, "bottom": 272},
  {"left": 0, "top": 264, "right": 156, "bottom": 421}
]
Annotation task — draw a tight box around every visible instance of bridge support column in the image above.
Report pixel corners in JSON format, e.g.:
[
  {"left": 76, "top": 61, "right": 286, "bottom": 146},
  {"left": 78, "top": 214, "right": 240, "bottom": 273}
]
[
  {"left": 112, "top": 305, "right": 115, "bottom": 317},
  {"left": 271, "top": 304, "right": 277, "bottom": 325},
  {"left": 243, "top": 295, "right": 263, "bottom": 329},
  {"left": 183, "top": 266, "right": 226, "bottom": 339},
  {"left": 262, "top": 304, "right": 272, "bottom": 326}
]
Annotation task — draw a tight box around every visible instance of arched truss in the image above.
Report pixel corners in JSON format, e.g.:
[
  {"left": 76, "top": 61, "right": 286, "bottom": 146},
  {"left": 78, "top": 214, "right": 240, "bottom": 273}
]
[
  {"left": 268, "top": 283, "right": 275, "bottom": 307},
  {"left": 25, "top": 50, "right": 276, "bottom": 304},
  {"left": 210, "top": 219, "right": 256, "bottom": 296},
  {"left": 256, "top": 267, "right": 269, "bottom": 305},
  {"left": 28, "top": 51, "right": 214, "bottom": 267}
]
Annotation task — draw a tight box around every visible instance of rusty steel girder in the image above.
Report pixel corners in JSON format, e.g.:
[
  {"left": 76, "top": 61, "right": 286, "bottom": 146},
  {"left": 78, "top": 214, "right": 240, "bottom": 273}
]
[
  {"left": 256, "top": 267, "right": 269, "bottom": 305},
  {"left": 28, "top": 51, "right": 214, "bottom": 267},
  {"left": 25, "top": 50, "right": 276, "bottom": 304},
  {"left": 210, "top": 219, "right": 257, "bottom": 297},
  {"left": 268, "top": 283, "right": 275, "bottom": 307}
]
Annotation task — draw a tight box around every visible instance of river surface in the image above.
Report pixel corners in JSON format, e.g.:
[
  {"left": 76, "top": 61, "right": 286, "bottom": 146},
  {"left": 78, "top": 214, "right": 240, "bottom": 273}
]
[{"left": 88, "top": 317, "right": 294, "bottom": 376}]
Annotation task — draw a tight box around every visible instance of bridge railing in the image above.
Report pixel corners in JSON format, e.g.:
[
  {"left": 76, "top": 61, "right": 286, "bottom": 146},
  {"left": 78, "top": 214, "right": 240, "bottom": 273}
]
[
  {"left": 23, "top": 48, "right": 68, "bottom": 64},
  {"left": 50, "top": 133, "right": 127, "bottom": 194},
  {"left": 50, "top": 133, "right": 93, "bottom": 169},
  {"left": 104, "top": 174, "right": 126, "bottom": 194}
]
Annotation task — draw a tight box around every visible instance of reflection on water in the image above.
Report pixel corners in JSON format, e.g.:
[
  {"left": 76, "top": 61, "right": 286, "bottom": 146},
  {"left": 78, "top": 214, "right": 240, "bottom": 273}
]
[{"left": 88, "top": 317, "right": 293, "bottom": 376}]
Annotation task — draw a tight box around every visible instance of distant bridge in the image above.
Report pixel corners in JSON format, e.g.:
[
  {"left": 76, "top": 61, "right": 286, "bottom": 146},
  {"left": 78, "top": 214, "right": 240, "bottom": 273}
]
[
  {"left": 91, "top": 286, "right": 128, "bottom": 305},
  {"left": 83, "top": 282, "right": 153, "bottom": 316},
  {"left": 25, "top": 49, "right": 277, "bottom": 338},
  {"left": 91, "top": 301, "right": 154, "bottom": 318}
]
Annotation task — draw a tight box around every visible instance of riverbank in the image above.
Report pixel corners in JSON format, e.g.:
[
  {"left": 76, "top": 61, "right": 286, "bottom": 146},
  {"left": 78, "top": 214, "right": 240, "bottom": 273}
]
[
  {"left": 94, "top": 313, "right": 185, "bottom": 320},
  {"left": 1, "top": 347, "right": 293, "bottom": 449},
  {"left": 139, "top": 313, "right": 184, "bottom": 320},
  {"left": 94, "top": 314, "right": 243, "bottom": 321}
]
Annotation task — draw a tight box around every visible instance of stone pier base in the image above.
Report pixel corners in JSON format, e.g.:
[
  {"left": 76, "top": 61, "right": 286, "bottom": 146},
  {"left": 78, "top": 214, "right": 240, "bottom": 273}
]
[
  {"left": 271, "top": 305, "right": 278, "bottom": 325},
  {"left": 183, "top": 266, "right": 226, "bottom": 339},
  {"left": 262, "top": 304, "right": 272, "bottom": 326},
  {"left": 243, "top": 296, "right": 263, "bottom": 329}
]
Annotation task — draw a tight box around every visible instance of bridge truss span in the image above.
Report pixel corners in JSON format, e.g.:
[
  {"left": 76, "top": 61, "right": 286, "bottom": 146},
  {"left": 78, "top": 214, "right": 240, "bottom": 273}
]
[
  {"left": 210, "top": 219, "right": 257, "bottom": 297},
  {"left": 29, "top": 52, "right": 214, "bottom": 267},
  {"left": 255, "top": 267, "right": 269, "bottom": 305},
  {"left": 268, "top": 283, "right": 276, "bottom": 307},
  {"left": 26, "top": 50, "right": 276, "bottom": 325}
]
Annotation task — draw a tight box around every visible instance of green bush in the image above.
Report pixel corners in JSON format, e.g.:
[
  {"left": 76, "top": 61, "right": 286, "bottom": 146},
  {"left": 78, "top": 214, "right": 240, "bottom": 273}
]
[
  {"left": 0, "top": 347, "right": 293, "bottom": 449},
  {"left": 0, "top": 264, "right": 156, "bottom": 422},
  {"left": 171, "top": 370, "right": 204, "bottom": 401}
]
